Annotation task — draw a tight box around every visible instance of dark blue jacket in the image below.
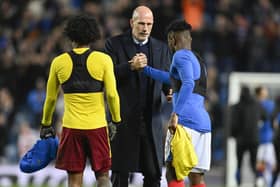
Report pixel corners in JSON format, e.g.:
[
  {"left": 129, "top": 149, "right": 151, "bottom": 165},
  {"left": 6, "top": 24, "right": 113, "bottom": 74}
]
[{"left": 105, "top": 30, "right": 171, "bottom": 172}]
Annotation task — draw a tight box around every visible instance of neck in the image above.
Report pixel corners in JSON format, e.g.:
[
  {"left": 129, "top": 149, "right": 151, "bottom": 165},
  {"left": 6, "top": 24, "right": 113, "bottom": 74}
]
[
  {"left": 185, "top": 43, "right": 191, "bottom": 50},
  {"left": 72, "top": 42, "right": 89, "bottom": 48},
  {"left": 176, "top": 45, "right": 191, "bottom": 51}
]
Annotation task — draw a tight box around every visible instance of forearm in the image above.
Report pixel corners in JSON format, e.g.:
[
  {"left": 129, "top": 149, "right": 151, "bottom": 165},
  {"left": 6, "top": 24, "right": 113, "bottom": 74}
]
[
  {"left": 106, "top": 83, "right": 121, "bottom": 123},
  {"left": 107, "top": 94, "right": 121, "bottom": 123},
  {"left": 104, "top": 59, "right": 121, "bottom": 123},
  {"left": 41, "top": 65, "right": 59, "bottom": 126},
  {"left": 41, "top": 96, "right": 57, "bottom": 126},
  {"left": 143, "top": 66, "right": 170, "bottom": 84}
]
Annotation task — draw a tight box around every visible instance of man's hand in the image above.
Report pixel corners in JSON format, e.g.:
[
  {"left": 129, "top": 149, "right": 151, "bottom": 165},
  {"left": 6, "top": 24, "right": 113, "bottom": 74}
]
[
  {"left": 40, "top": 125, "right": 55, "bottom": 139},
  {"left": 108, "top": 122, "right": 120, "bottom": 141},
  {"left": 168, "top": 113, "right": 178, "bottom": 134},
  {"left": 129, "top": 53, "right": 147, "bottom": 70}
]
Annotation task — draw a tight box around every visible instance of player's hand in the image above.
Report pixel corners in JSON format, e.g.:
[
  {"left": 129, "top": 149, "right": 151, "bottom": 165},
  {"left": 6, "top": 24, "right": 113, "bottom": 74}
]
[
  {"left": 108, "top": 121, "right": 121, "bottom": 141},
  {"left": 166, "top": 89, "right": 173, "bottom": 103},
  {"left": 168, "top": 113, "right": 178, "bottom": 134},
  {"left": 129, "top": 53, "right": 147, "bottom": 70},
  {"left": 40, "top": 125, "right": 55, "bottom": 139}
]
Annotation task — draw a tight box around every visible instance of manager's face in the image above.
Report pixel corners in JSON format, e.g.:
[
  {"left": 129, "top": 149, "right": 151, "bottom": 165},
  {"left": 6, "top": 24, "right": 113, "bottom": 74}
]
[{"left": 130, "top": 11, "right": 153, "bottom": 42}]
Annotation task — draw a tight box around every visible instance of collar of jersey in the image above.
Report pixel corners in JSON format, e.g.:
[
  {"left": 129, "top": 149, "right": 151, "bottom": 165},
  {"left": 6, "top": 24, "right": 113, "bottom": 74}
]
[{"left": 72, "top": 47, "right": 90, "bottom": 54}]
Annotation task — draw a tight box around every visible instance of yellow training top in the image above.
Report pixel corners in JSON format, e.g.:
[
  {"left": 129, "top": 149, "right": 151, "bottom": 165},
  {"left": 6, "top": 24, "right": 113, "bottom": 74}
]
[{"left": 41, "top": 48, "right": 121, "bottom": 129}]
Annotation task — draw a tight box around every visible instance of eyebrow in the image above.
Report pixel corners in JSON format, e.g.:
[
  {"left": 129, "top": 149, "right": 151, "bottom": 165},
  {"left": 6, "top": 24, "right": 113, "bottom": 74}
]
[{"left": 137, "top": 21, "right": 153, "bottom": 24}]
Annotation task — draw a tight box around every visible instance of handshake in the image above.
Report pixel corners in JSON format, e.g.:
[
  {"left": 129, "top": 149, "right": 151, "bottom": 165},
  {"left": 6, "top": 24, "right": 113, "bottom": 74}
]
[{"left": 129, "top": 53, "right": 147, "bottom": 71}]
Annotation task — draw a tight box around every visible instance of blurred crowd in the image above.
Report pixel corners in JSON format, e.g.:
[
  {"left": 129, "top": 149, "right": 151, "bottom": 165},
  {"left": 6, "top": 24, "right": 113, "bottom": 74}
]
[{"left": 1, "top": 0, "right": 280, "bottom": 166}]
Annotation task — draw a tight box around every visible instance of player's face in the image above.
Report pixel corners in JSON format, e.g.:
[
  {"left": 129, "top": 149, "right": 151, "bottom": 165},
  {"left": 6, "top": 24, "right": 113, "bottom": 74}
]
[
  {"left": 130, "top": 14, "right": 153, "bottom": 42},
  {"left": 261, "top": 87, "right": 268, "bottom": 98}
]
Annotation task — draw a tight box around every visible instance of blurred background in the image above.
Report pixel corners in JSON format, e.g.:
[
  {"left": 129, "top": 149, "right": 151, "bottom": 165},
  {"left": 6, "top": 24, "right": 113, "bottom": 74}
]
[{"left": 1, "top": 0, "right": 280, "bottom": 186}]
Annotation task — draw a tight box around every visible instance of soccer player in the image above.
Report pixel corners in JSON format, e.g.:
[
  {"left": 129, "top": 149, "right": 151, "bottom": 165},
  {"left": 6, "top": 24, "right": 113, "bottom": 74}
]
[
  {"left": 142, "top": 20, "right": 211, "bottom": 187},
  {"left": 39, "top": 14, "right": 121, "bottom": 187},
  {"left": 255, "top": 86, "right": 276, "bottom": 187}
]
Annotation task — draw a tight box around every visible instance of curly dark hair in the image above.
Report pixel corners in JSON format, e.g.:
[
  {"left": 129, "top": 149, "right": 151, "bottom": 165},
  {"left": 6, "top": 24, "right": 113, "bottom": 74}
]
[
  {"left": 166, "top": 19, "right": 192, "bottom": 34},
  {"left": 64, "top": 14, "right": 101, "bottom": 45}
]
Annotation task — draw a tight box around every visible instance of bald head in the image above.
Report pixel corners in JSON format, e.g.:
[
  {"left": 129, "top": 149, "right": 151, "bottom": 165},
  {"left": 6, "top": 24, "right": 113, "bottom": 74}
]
[
  {"left": 130, "top": 6, "right": 154, "bottom": 41},
  {"left": 132, "top": 6, "right": 153, "bottom": 21}
]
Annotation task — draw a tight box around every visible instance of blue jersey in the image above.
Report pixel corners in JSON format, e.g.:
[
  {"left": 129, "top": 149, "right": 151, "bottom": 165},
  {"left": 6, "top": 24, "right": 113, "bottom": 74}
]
[
  {"left": 143, "top": 49, "right": 211, "bottom": 132},
  {"left": 259, "top": 99, "right": 275, "bottom": 143}
]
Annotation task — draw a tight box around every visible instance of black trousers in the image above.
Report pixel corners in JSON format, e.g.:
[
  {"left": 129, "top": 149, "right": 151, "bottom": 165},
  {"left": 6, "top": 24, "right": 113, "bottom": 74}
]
[
  {"left": 236, "top": 142, "right": 258, "bottom": 185},
  {"left": 111, "top": 132, "right": 161, "bottom": 187}
]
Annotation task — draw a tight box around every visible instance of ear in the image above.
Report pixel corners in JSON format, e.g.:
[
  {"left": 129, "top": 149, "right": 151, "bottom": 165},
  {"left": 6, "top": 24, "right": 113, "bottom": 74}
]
[
  {"left": 173, "top": 35, "right": 177, "bottom": 47},
  {"left": 173, "top": 34, "right": 178, "bottom": 48},
  {"left": 130, "top": 19, "right": 133, "bottom": 28}
]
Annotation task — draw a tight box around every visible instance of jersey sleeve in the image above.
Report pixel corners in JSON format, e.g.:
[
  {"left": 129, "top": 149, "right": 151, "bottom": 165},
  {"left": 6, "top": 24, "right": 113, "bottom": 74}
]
[
  {"left": 41, "top": 59, "right": 60, "bottom": 126},
  {"left": 103, "top": 55, "right": 121, "bottom": 123},
  {"left": 143, "top": 66, "right": 170, "bottom": 84},
  {"left": 173, "top": 51, "right": 195, "bottom": 115}
]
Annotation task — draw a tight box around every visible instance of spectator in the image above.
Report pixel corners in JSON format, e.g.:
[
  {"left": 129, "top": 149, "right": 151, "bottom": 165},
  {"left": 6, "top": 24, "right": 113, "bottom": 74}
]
[
  {"left": 182, "top": 0, "right": 205, "bottom": 31},
  {"left": 247, "top": 25, "right": 269, "bottom": 72},
  {"left": 26, "top": 77, "right": 46, "bottom": 129},
  {"left": 0, "top": 87, "right": 14, "bottom": 161}
]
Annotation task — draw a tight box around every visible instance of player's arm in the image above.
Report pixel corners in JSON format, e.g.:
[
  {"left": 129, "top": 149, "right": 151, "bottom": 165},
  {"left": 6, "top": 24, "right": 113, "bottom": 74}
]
[
  {"left": 143, "top": 45, "right": 172, "bottom": 97},
  {"left": 143, "top": 66, "right": 170, "bottom": 84},
  {"left": 41, "top": 60, "right": 60, "bottom": 126},
  {"left": 172, "top": 52, "right": 194, "bottom": 116},
  {"left": 103, "top": 55, "right": 121, "bottom": 123}
]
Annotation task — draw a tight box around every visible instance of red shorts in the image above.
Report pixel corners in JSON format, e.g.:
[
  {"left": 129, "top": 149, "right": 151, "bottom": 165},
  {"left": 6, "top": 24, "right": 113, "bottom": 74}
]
[{"left": 55, "top": 127, "right": 111, "bottom": 173}]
